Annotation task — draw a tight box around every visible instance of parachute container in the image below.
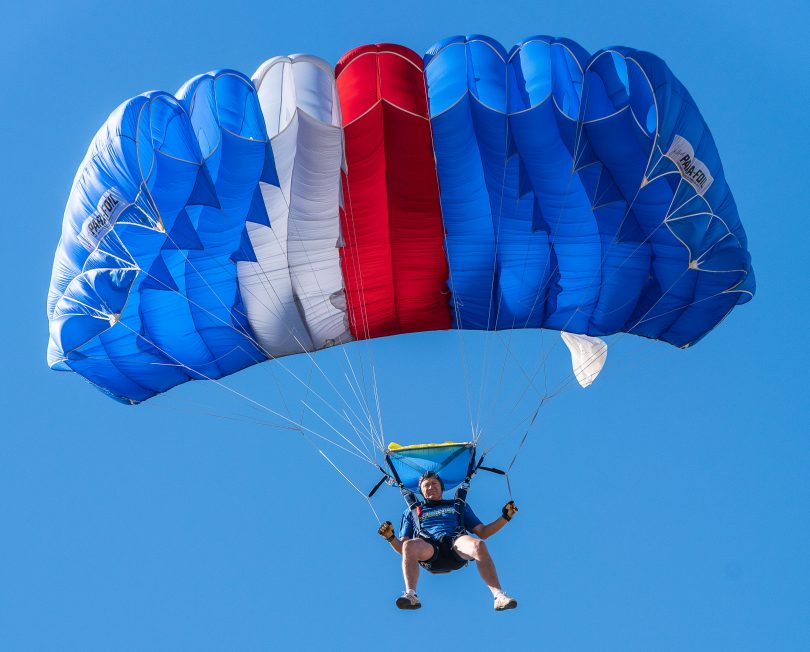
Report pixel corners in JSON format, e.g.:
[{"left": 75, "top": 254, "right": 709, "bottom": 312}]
[{"left": 386, "top": 442, "right": 475, "bottom": 492}]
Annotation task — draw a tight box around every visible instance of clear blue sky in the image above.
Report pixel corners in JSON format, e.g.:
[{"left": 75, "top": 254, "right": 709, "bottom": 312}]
[{"left": 2, "top": 1, "right": 808, "bottom": 650}]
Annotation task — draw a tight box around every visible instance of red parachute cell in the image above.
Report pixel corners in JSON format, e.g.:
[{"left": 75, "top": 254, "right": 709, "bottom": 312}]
[{"left": 336, "top": 44, "right": 451, "bottom": 340}]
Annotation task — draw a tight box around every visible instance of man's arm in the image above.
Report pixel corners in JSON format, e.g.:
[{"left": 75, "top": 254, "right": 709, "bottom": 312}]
[
  {"left": 471, "top": 518, "right": 507, "bottom": 540},
  {"left": 389, "top": 537, "right": 405, "bottom": 554},
  {"left": 377, "top": 520, "right": 408, "bottom": 554},
  {"left": 470, "top": 501, "right": 518, "bottom": 540}
]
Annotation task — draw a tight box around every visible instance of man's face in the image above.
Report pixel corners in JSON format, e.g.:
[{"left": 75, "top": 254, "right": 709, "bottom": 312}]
[{"left": 419, "top": 476, "right": 443, "bottom": 501}]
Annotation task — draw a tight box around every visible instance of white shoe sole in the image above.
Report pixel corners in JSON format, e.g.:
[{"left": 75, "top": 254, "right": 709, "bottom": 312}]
[
  {"left": 495, "top": 598, "right": 518, "bottom": 611},
  {"left": 396, "top": 597, "right": 421, "bottom": 610}
]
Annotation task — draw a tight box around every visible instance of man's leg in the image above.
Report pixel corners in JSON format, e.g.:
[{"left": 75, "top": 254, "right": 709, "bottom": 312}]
[
  {"left": 453, "top": 535, "right": 503, "bottom": 597},
  {"left": 401, "top": 538, "right": 436, "bottom": 592}
]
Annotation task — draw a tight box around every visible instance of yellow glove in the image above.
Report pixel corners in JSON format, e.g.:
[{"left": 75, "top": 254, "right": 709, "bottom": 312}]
[
  {"left": 502, "top": 501, "right": 518, "bottom": 521},
  {"left": 378, "top": 521, "right": 395, "bottom": 541}
]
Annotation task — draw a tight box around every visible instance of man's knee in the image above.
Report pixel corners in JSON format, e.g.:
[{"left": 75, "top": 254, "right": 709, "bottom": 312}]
[
  {"left": 402, "top": 538, "right": 432, "bottom": 560},
  {"left": 402, "top": 539, "right": 418, "bottom": 556},
  {"left": 458, "top": 537, "right": 490, "bottom": 561},
  {"left": 472, "top": 539, "right": 491, "bottom": 559}
]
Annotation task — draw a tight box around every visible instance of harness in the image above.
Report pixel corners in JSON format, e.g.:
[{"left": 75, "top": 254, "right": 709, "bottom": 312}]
[
  {"left": 401, "top": 481, "right": 471, "bottom": 573},
  {"left": 401, "top": 483, "right": 468, "bottom": 538}
]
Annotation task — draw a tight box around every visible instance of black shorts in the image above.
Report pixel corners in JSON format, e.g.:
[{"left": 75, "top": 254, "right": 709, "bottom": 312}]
[{"left": 418, "top": 534, "right": 468, "bottom": 574}]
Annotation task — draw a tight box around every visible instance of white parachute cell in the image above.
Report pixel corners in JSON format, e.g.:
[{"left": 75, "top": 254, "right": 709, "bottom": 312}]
[
  {"left": 561, "top": 331, "right": 608, "bottom": 388},
  {"left": 239, "top": 55, "right": 352, "bottom": 357}
]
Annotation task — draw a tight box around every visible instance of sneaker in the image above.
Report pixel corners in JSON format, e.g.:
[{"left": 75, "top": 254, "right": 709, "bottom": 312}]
[
  {"left": 395, "top": 591, "right": 421, "bottom": 610},
  {"left": 494, "top": 592, "right": 518, "bottom": 611}
]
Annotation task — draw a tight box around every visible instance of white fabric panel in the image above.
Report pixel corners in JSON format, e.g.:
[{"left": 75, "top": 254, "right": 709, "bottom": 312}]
[
  {"left": 561, "top": 331, "right": 608, "bottom": 388},
  {"left": 238, "top": 55, "right": 350, "bottom": 357}
]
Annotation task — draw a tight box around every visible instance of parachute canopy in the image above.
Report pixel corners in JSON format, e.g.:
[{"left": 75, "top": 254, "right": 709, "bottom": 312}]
[
  {"left": 386, "top": 442, "right": 476, "bottom": 492},
  {"left": 47, "top": 35, "right": 754, "bottom": 404}
]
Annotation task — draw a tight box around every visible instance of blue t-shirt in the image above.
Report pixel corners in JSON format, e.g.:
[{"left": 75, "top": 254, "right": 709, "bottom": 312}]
[{"left": 399, "top": 500, "right": 483, "bottom": 539}]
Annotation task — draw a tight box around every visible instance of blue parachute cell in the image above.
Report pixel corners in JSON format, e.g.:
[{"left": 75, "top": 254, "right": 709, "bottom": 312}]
[
  {"left": 47, "top": 73, "right": 273, "bottom": 402},
  {"left": 424, "top": 35, "right": 753, "bottom": 345}
]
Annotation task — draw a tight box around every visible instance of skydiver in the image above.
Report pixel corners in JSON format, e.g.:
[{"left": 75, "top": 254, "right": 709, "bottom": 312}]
[{"left": 377, "top": 470, "right": 519, "bottom": 610}]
